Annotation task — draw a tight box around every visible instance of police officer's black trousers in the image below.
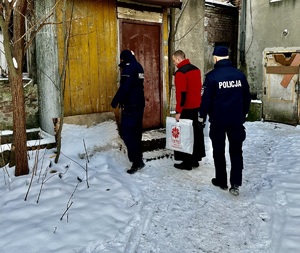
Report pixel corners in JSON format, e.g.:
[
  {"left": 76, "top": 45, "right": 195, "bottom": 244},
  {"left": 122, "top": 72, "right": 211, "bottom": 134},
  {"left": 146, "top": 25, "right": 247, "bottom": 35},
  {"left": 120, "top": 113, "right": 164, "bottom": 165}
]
[
  {"left": 209, "top": 124, "right": 246, "bottom": 187},
  {"left": 121, "top": 108, "right": 144, "bottom": 165}
]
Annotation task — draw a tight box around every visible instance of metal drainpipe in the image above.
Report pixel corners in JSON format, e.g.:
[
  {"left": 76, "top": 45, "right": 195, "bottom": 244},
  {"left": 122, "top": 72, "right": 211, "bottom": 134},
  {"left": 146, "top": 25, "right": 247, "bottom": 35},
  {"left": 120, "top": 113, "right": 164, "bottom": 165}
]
[
  {"left": 239, "top": 0, "right": 247, "bottom": 64},
  {"left": 168, "top": 8, "right": 175, "bottom": 108}
]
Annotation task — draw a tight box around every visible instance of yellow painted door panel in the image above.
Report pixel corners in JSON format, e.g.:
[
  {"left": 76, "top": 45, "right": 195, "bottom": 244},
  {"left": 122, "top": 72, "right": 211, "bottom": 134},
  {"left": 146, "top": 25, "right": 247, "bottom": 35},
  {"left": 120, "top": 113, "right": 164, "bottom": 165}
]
[{"left": 56, "top": 0, "right": 118, "bottom": 116}]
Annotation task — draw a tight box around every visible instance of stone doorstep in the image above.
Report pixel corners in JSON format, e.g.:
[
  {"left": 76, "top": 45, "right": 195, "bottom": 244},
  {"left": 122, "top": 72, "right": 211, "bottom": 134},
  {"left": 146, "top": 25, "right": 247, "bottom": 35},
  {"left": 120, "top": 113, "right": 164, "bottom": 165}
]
[
  {"left": 142, "top": 128, "right": 166, "bottom": 152},
  {"left": 142, "top": 128, "right": 171, "bottom": 162},
  {"left": 64, "top": 112, "right": 167, "bottom": 152}
]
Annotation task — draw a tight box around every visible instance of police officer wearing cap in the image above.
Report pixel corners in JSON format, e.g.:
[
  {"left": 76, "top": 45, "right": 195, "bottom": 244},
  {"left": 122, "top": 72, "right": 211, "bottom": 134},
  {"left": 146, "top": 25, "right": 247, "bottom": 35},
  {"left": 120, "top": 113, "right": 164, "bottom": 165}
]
[
  {"left": 199, "top": 46, "right": 251, "bottom": 196},
  {"left": 111, "top": 50, "right": 145, "bottom": 174}
]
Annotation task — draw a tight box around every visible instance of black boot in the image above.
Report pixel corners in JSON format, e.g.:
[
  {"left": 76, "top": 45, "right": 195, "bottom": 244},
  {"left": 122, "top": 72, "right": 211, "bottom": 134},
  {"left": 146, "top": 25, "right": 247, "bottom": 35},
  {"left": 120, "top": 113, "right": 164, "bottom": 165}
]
[
  {"left": 211, "top": 178, "right": 228, "bottom": 190},
  {"left": 229, "top": 185, "right": 239, "bottom": 196},
  {"left": 192, "top": 161, "right": 199, "bottom": 168},
  {"left": 127, "top": 161, "right": 145, "bottom": 174},
  {"left": 174, "top": 162, "right": 192, "bottom": 171}
]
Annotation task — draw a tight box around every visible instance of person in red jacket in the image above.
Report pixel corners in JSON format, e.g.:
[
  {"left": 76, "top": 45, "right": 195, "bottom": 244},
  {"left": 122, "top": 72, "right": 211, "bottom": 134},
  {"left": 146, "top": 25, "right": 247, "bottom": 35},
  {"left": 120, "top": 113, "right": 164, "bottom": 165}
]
[{"left": 172, "top": 50, "right": 205, "bottom": 170}]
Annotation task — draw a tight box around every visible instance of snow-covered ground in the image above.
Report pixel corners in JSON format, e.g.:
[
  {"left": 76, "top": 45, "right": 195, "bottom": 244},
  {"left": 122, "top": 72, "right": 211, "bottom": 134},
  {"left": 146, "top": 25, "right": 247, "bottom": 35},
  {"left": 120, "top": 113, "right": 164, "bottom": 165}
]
[{"left": 1, "top": 120, "right": 300, "bottom": 253}]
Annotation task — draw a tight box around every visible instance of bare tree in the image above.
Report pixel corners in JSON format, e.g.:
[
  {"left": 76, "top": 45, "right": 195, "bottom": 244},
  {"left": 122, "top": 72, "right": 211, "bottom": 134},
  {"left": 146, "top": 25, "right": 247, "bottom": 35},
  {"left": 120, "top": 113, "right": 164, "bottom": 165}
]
[
  {"left": 55, "top": 0, "right": 74, "bottom": 164},
  {"left": 0, "top": 0, "right": 29, "bottom": 176},
  {"left": 0, "top": 0, "right": 57, "bottom": 176}
]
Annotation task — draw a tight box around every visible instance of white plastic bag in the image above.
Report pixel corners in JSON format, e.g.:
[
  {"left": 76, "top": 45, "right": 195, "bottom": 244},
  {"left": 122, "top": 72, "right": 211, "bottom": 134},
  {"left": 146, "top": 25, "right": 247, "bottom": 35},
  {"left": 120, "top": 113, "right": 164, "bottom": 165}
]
[{"left": 165, "top": 116, "right": 194, "bottom": 154}]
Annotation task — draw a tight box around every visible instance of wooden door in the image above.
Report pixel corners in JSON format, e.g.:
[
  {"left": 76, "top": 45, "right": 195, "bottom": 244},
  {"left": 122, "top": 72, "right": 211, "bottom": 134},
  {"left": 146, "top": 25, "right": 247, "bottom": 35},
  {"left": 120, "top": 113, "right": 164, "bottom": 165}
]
[
  {"left": 120, "top": 20, "right": 162, "bottom": 129},
  {"left": 56, "top": 0, "right": 118, "bottom": 117}
]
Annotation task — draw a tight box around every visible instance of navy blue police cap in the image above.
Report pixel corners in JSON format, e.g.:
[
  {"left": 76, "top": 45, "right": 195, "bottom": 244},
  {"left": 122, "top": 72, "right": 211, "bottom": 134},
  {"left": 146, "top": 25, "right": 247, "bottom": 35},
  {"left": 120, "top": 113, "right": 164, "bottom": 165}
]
[
  {"left": 212, "top": 46, "right": 229, "bottom": 57},
  {"left": 120, "top": 50, "right": 133, "bottom": 60}
]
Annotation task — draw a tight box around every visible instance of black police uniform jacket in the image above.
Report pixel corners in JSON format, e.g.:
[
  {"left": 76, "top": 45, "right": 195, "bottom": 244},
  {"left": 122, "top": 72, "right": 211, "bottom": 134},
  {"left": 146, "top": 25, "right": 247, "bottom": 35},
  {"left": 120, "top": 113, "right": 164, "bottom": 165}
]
[
  {"left": 111, "top": 54, "right": 145, "bottom": 110},
  {"left": 199, "top": 59, "right": 251, "bottom": 126}
]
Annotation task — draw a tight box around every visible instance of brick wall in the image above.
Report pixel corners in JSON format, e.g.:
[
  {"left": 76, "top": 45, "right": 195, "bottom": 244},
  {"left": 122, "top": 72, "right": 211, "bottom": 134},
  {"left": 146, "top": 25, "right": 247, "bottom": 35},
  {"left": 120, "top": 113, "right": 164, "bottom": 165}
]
[
  {"left": 0, "top": 79, "right": 39, "bottom": 130},
  {"left": 205, "top": 3, "right": 239, "bottom": 66}
]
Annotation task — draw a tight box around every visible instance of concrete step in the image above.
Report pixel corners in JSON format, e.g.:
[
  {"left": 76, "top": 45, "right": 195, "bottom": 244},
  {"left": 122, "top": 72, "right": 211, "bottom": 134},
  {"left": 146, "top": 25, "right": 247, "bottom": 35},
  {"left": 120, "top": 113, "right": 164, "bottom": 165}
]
[
  {"left": 0, "top": 129, "right": 56, "bottom": 167},
  {"left": 142, "top": 128, "right": 166, "bottom": 152},
  {"left": 142, "top": 128, "right": 171, "bottom": 162},
  {"left": 1, "top": 129, "right": 43, "bottom": 145}
]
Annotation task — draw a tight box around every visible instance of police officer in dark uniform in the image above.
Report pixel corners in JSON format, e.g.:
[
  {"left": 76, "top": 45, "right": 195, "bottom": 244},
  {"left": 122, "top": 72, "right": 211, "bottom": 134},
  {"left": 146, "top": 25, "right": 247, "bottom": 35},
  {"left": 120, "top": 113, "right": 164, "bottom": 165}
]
[
  {"left": 199, "top": 46, "right": 251, "bottom": 196},
  {"left": 111, "top": 50, "right": 145, "bottom": 174}
]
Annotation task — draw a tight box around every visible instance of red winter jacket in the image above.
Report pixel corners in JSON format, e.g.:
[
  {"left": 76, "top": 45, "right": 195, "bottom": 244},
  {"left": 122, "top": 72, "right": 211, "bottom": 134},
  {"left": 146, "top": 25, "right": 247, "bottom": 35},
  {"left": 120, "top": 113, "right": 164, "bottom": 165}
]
[{"left": 174, "top": 59, "right": 202, "bottom": 113}]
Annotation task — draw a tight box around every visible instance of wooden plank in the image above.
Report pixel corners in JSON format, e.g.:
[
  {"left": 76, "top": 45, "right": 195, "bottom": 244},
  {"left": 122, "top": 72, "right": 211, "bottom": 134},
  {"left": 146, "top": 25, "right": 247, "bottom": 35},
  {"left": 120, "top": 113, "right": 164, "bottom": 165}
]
[
  {"left": 105, "top": 0, "right": 118, "bottom": 111},
  {"left": 78, "top": 0, "right": 90, "bottom": 114},
  {"left": 266, "top": 66, "right": 299, "bottom": 74},
  {"left": 280, "top": 53, "right": 300, "bottom": 88},
  {"left": 87, "top": 0, "right": 99, "bottom": 113},
  {"left": 135, "top": 0, "right": 182, "bottom": 8},
  {"left": 274, "top": 54, "right": 296, "bottom": 66}
]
